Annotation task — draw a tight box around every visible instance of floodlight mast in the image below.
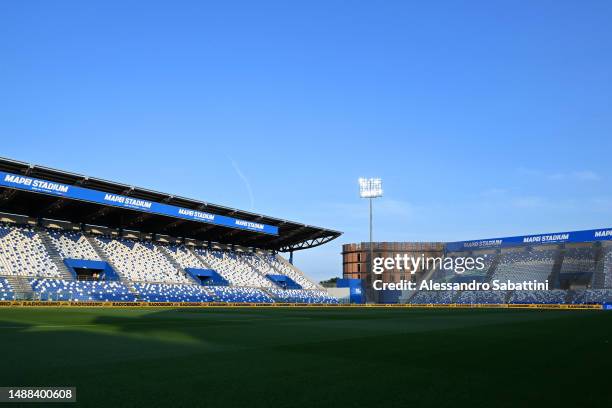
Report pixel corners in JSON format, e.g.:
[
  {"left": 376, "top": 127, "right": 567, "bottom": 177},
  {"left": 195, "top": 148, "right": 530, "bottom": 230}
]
[{"left": 359, "top": 178, "right": 383, "bottom": 287}]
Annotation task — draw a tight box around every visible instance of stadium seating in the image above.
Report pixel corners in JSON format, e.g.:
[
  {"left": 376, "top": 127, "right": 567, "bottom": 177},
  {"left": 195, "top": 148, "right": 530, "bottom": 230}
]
[
  {"left": 455, "top": 290, "right": 507, "bottom": 304},
  {"left": 47, "top": 229, "right": 101, "bottom": 261},
  {"left": 194, "top": 249, "right": 273, "bottom": 288},
  {"left": 250, "top": 254, "right": 320, "bottom": 289},
  {"left": 560, "top": 247, "right": 595, "bottom": 274},
  {"left": 412, "top": 255, "right": 456, "bottom": 284},
  {"left": 5, "top": 221, "right": 610, "bottom": 306},
  {"left": 133, "top": 282, "right": 214, "bottom": 302},
  {"left": 492, "top": 249, "right": 556, "bottom": 283},
  {"left": 0, "top": 224, "right": 338, "bottom": 304},
  {"left": 427, "top": 252, "right": 494, "bottom": 284},
  {"left": 509, "top": 290, "right": 566, "bottom": 304},
  {"left": 408, "top": 290, "right": 440, "bottom": 304},
  {"left": 164, "top": 245, "right": 208, "bottom": 270},
  {"left": 266, "top": 287, "right": 339, "bottom": 304},
  {"left": 29, "top": 278, "right": 136, "bottom": 302},
  {"left": 208, "top": 286, "right": 274, "bottom": 303},
  {"left": 570, "top": 289, "right": 612, "bottom": 304},
  {"left": 408, "top": 290, "right": 477, "bottom": 304},
  {"left": 94, "top": 237, "right": 190, "bottom": 284},
  {"left": 0, "top": 277, "right": 14, "bottom": 300},
  {"left": 0, "top": 224, "right": 60, "bottom": 278},
  {"left": 602, "top": 248, "right": 612, "bottom": 288},
  {"left": 437, "top": 290, "right": 458, "bottom": 304},
  {"left": 456, "top": 252, "right": 495, "bottom": 278}
]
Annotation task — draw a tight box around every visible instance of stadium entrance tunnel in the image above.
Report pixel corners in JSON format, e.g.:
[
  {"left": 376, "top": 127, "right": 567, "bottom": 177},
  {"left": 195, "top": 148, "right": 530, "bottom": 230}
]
[
  {"left": 63, "top": 259, "right": 119, "bottom": 281},
  {"left": 185, "top": 268, "right": 228, "bottom": 286},
  {"left": 266, "top": 274, "right": 302, "bottom": 290}
]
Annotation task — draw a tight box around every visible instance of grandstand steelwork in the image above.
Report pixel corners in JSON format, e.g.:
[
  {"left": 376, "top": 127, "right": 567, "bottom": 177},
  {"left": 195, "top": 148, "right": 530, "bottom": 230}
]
[{"left": 0, "top": 157, "right": 342, "bottom": 304}]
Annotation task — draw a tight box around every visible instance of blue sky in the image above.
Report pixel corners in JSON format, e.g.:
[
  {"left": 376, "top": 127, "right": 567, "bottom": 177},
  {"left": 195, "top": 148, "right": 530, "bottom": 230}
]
[{"left": 1, "top": 1, "right": 611, "bottom": 281}]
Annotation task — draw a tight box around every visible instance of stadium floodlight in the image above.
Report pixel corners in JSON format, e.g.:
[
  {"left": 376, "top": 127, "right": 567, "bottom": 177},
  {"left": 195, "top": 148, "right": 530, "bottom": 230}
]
[
  {"left": 359, "top": 178, "right": 383, "bottom": 199},
  {"left": 359, "top": 178, "right": 383, "bottom": 279}
]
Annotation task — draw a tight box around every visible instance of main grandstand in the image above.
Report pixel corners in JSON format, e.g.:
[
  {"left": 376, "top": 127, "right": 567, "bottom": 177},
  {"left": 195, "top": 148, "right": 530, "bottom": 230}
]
[{"left": 0, "top": 157, "right": 342, "bottom": 304}]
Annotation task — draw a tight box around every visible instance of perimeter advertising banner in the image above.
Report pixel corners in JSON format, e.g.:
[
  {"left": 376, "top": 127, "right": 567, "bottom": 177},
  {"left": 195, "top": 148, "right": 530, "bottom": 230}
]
[{"left": 0, "top": 171, "right": 279, "bottom": 235}]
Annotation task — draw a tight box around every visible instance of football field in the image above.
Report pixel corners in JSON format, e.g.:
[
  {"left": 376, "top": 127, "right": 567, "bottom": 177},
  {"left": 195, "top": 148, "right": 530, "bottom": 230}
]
[{"left": 0, "top": 307, "right": 610, "bottom": 407}]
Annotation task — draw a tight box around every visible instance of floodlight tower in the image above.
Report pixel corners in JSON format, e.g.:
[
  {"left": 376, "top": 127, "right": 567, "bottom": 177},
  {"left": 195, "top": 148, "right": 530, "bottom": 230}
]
[{"left": 359, "top": 178, "right": 383, "bottom": 277}]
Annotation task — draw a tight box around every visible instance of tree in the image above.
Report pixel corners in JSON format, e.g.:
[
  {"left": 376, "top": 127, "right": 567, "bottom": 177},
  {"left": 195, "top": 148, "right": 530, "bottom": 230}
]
[{"left": 319, "top": 277, "right": 339, "bottom": 288}]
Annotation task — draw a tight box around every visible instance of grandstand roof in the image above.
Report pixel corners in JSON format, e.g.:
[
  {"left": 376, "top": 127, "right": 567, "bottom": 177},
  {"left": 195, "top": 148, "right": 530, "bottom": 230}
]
[{"left": 0, "top": 157, "right": 341, "bottom": 252}]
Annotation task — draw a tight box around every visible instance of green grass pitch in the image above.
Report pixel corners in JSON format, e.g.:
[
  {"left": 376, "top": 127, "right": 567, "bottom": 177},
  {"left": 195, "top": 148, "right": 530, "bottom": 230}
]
[{"left": 0, "top": 307, "right": 610, "bottom": 407}]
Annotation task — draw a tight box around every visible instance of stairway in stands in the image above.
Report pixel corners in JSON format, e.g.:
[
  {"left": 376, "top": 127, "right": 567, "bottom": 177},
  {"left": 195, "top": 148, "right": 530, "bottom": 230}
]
[
  {"left": 398, "top": 289, "right": 418, "bottom": 304},
  {"left": 244, "top": 255, "right": 280, "bottom": 284},
  {"left": 158, "top": 246, "right": 200, "bottom": 285},
  {"left": 225, "top": 250, "right": 276, "bottom": 282},
  {"left": 547, "top": 248, "right": 566, "bottom": 289},
  {"left": 36, "top": 228, "right": 73, "bottom": 280},
  {"left": 188, "top": 247, "right": 213, "bottom": 269},
  {"left": 591, "top": 244, "right": 605, "bottom": 289},
  {"left": 3, "top": 275, "right": 33, "bottom": 300},
  {"left": 84, "top": 234, "right": 141, "bottom": 300},
  {"left": 485, "top": 252, "right": 502, "bottom": 282},
  {"left": 404, "top": 261, "right": 456, "bottom": 304},
  {"left": 563, "top": 290, "right": 575, "bottom": 304},
  {"left": 204, "top": 287, "right": 221, "bottom": 302},
  {"left": 417, "top": 265, "right": 438, "bottom": 285},
  {"left": 260, "top": 287, "right": 281, "bottom": 302},
  {"left": 275, "top": 255, "right": 322, "bottom": 289}
]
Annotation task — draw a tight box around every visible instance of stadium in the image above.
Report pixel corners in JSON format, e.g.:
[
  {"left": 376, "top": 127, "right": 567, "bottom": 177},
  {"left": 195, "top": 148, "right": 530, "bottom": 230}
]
[
  {"left": 0, "top": 157, "right": 611, "bottom": 407},
  {"left": 3, "top": 1, "right": 612, "bottom": 406},
  {"left": 3, "top": 155, "right": 608, "bottom": 310}
]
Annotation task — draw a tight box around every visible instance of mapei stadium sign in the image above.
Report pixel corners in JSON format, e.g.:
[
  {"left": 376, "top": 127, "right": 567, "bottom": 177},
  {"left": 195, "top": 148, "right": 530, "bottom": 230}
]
[
  {"left": 0, "top": 171, "right": 279, "bottom": 235},
  {"left": 446, "top": 228, "right": 612, "bottom": 252}
]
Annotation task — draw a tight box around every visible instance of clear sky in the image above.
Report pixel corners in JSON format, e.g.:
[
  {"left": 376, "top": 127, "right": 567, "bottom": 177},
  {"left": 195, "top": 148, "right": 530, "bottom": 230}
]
[{"left": 1, "top": 1, "right": 611, "bottom": 281}]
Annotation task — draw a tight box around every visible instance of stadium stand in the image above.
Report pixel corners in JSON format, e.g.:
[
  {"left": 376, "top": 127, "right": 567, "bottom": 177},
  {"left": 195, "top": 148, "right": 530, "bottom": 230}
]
[
  {"left": 426, "top": 251, "right": 495, "bottom": 284},
  {"left": 455, "top": 290, "right": 507, "bottom": 304},
  {"left": 0, "top": 224, "right": 60, "bottom": 278},
  {"left": 0, "top": 222, "right": 339, "bottom": 304},
  {"left": 251, "top": 254, "right": 320, "bottom": 289},
  {"left": 408, "top": 290, "right": 440, "bottom": 304},
  {"left": 164, "top": 244, "right": 208, "bottom": 270},
  {"left": 570, "top": 289, "right": 612, "bottom": 304},
  {"left": 560, "top": 247, "right": 595, "bottom": 274},
  {"left": 4, "top": 220, "right": 611, "bottom": 306},
  {"left": 94, "top": 237, "right": 191, "bottom": 284},
  {"left": 266, "top": 287, "right": 339, "bottom": 304},
  {"left": 0, "top": 277, "right": 14, "bottom": 300},
  {"left": 427, "top": 255, "right": 463, "bottom": 283},
  {"left": 0, "top": 158, "right": 345, "bottom": 305},
  {"left": 509, "top": 290, "right": 567, "bottom": 304},
  {"left": 404, "top": 247, "right": 587, "bottom": 305},
  {"left": 601, "top": 247, "right": 612, "bottom": 288},
  {"left": 405, "top": 252, "right": 497, "bottom": 305},
  {"left": 209, "top": 286, "right": 274, "bottom": 303},
  {"left": 29, "top": 279, "right": 136, "bottom": 302},
  {"left": 194, "top": 248, "right": 273, "bottom": 288},
  {"left": 492, "top": 248, "right": 556, "bottom": 283},
  {"left": 133, "top": 283, "right": 214, "bottom": 303},
  {"left": 437, "top": 290, "right": 458, "bottom": 304},
  {"left": 47, "top": 229, "right": 101, "bottom": 261}
]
